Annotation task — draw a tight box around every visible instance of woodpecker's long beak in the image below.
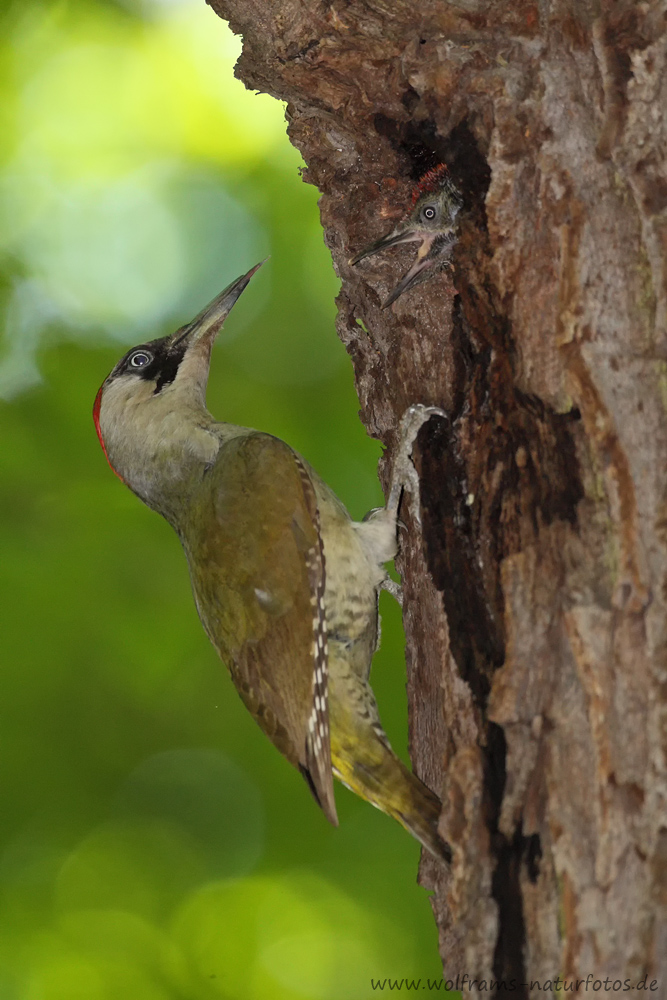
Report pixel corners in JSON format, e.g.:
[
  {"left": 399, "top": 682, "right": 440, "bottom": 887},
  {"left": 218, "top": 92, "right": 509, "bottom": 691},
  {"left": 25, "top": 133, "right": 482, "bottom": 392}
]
[
  {"left": 382, "top": 232, "right": 447, "bottom": 308},
  {"left": 348, "top": 228, "right": 422, "bottom": 266},
  {"left": 172, "top": 260, "right": 266, "bottom": 350},
  {"left": 351, "top": 227, "right": 455, "bottom": 308}
]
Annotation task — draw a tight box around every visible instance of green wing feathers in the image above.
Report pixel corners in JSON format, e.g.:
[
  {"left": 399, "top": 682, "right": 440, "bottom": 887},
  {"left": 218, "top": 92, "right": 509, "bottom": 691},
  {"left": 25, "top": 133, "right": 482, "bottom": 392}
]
[{"left": 183, "top": 432, "right": 337, "bottom": 825}]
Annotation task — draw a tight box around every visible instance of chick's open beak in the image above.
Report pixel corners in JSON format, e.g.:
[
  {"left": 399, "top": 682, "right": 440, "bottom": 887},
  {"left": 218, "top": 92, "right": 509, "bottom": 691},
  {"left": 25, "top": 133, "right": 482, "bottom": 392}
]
[
  {"left": 351, "top": 225, "right": 456, "bottom": 308},
  {"left": 348, "top": 227, "right": 423, "bottom": 266},
  {"left": 382, "top": 231, "right": 456, "bottom": 308}
]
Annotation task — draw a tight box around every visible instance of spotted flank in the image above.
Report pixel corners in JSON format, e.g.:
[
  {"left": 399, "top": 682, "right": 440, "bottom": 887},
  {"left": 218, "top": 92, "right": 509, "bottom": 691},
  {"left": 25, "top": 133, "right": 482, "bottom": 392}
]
[
  {"left": 411, "top": 163, "right": 452, "bottom": 205},
  {"left": 294, "top": 455, "right": 337, "bottom": 827}
]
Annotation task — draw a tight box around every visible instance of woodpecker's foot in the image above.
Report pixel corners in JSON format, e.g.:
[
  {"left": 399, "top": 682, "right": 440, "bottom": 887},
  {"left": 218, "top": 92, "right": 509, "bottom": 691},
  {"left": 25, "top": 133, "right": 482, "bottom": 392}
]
[
  {"left": 381, "top": 578, "right": 403, "bottom": 606},
  {"left": 387, "top": 404, "right": 446, "bottom": 526},
  {"left": 362, "top": 506, "right": 382, "bottom": 522}
]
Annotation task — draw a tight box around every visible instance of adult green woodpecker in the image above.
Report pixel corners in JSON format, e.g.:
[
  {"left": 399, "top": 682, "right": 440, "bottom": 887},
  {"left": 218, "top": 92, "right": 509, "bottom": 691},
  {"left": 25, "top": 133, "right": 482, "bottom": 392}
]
[
  {"left": 94, "top": 263, "right": 450, "bottom": 862},
  {"left": 350, "top": 163, "right": 463, "bottom": 307}
]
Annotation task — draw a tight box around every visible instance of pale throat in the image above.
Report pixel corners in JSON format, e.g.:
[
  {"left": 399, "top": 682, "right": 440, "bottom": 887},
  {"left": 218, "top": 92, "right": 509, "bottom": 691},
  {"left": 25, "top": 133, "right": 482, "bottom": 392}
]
[{"left": 100, "top": 376, "right": 220, "bottom": 509}]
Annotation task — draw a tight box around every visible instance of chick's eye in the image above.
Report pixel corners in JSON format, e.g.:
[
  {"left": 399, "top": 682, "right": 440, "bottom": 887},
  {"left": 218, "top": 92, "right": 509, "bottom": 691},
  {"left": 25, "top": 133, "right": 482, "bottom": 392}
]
[
  {"left": 422, "top": 205, "right": 437, "bottom": 221},
  {"left": 128, "top": 350, "right": 152, "bottom": 368}
]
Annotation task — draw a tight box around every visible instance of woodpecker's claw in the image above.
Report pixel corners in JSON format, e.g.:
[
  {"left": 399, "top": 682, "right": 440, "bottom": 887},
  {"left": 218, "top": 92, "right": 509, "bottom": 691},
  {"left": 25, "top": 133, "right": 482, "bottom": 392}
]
[
  {"left": 381, "top": 578, "right": 403, "bottom": 606},
  {"left": 388, "top": 404, "right": 446, "bottom": 527}
]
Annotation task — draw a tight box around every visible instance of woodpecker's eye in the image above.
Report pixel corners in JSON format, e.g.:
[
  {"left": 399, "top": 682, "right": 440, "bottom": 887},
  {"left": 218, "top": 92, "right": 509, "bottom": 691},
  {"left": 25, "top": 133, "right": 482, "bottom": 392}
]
[
  {"left": 422, "top": 205, "right": 437, "bottom": 221},
  {"left": 128, "top": 350, "right": 153, "bottom": 368}
]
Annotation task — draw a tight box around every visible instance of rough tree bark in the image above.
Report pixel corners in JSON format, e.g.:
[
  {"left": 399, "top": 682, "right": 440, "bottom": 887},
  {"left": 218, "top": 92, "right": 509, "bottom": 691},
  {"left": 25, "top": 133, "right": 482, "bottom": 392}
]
[{"left": 208, "top": 0, "right": 667, "bottom": 993}]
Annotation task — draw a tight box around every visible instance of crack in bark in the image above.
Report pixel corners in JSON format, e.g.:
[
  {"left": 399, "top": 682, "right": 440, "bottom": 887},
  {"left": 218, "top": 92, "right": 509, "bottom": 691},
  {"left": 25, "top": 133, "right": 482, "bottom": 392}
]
[{"left": 486, "top": 723, "right": 528, "bottom": 999}]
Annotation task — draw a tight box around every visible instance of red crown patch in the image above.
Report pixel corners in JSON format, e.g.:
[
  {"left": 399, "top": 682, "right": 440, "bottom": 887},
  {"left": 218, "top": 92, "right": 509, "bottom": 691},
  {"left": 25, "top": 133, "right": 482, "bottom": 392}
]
[{"left": 411, "top": 163, "right": 451, "bottom": 205}]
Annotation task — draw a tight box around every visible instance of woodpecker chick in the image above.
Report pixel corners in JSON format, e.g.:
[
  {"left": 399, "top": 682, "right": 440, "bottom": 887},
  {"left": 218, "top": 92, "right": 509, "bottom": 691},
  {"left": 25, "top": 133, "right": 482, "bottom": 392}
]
[
  {"left": 94, "top": 264, "right": 450, "bottom": 863},
  {"left": 350, "top": 164, "right": 463, "bottom": 307}
]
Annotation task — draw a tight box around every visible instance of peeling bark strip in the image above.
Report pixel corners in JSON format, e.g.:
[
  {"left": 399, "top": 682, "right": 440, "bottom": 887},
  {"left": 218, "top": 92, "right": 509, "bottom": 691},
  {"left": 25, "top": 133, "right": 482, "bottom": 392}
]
[{"left": 208, "top": 0, "right": 667, "bottom": 989}]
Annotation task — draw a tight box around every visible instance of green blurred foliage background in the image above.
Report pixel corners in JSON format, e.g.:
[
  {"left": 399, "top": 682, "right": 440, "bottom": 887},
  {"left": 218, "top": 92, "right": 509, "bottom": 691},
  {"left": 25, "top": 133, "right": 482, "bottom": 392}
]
[{"left": 0, "top": 1, "right": 446, "bottom": 996}]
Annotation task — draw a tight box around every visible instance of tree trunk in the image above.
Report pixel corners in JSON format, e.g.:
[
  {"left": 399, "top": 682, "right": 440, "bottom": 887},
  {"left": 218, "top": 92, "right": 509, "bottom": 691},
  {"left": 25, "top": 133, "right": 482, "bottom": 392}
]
[{"left": 207, "top": 0, "right": 667, "bottom": 991}]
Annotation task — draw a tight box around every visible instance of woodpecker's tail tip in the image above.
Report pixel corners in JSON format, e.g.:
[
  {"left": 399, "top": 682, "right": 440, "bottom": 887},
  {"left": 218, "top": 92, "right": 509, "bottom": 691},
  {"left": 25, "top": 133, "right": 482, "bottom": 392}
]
[
  {"left": 388, "top": 763, "right": 452, "bottom": 864},
  {"left": 330, "top": 721, "right": 451, "bottom": 862},
  {"left": 425, "top": 827, "right": 453, "bottom": 865},
  {"left": 399, "top": 796, "right": 452, "bottom": 864}
]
